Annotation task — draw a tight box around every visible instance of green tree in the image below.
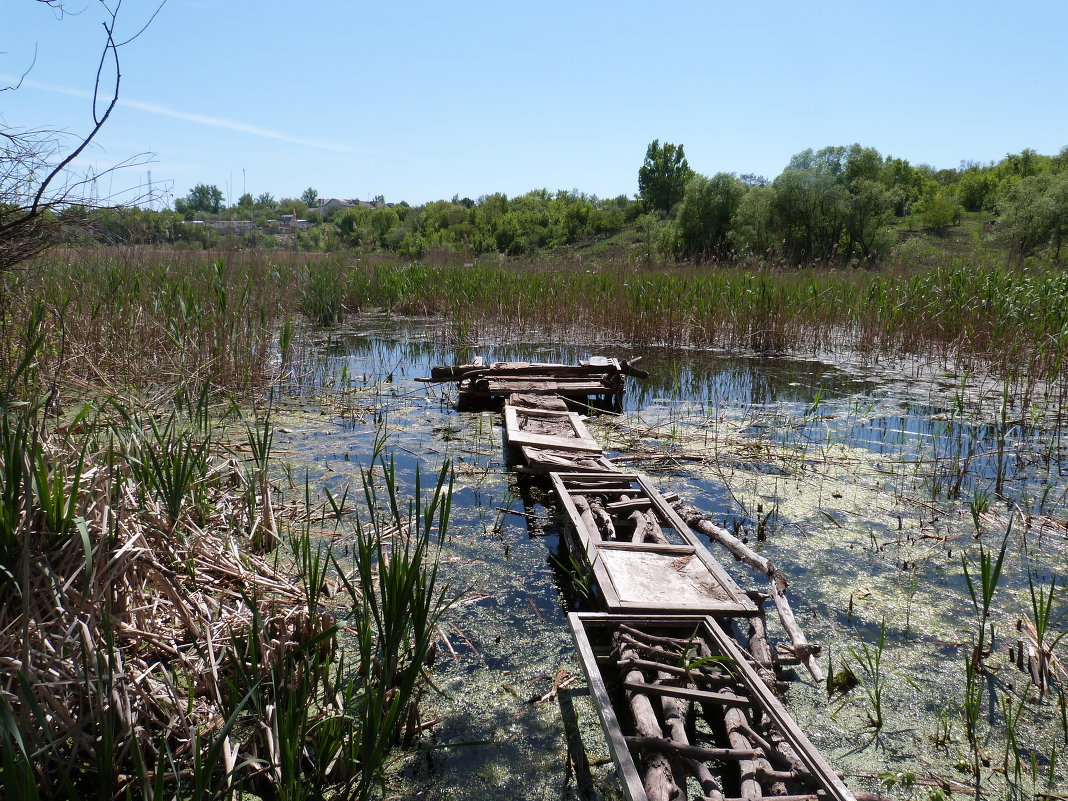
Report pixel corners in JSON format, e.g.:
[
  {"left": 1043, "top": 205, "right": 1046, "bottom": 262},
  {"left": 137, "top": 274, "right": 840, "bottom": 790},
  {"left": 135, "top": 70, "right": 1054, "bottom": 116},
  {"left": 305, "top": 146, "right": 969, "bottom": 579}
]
[
  {"left": 996, "top": 172, "right": 1068, "bottom": 263},
  {"left": 369, "top": 207, "right": 399, "bottom": 241},
  {"left": 300, "top": 187, "right": 319, "bottom": 207},
  {"left": 917, "top": 191, "right": 962, "bottom": 235},
  {"left": 675, "top": 172, "right": 745, "bottom": 260},
  {"left": 638, "top": 140, "right": 692, "bottom": 214},
  {"left": 730, "top": 184, "right": 775, "bottom": 256},
  {"left": 236, "top": 192, "right": 254, "bottom": 209},
  {"left": 176, "top": 183, "right": 224, "bottom": 214}
]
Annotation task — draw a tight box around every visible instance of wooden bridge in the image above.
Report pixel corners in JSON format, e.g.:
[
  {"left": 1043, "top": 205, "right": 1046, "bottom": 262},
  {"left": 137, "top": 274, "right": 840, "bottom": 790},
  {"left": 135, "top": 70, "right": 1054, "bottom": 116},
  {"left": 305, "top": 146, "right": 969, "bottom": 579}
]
[{"left": 422, "top": 359, "right": 880, "bottom": 801}]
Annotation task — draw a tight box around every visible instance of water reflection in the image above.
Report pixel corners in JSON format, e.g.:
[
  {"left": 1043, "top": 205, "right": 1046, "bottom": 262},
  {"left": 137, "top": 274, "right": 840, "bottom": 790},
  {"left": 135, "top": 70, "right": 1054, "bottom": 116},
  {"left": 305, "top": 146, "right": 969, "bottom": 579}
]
[{"left": 277, "top": 314, "right": 1068, "bottom": 799}]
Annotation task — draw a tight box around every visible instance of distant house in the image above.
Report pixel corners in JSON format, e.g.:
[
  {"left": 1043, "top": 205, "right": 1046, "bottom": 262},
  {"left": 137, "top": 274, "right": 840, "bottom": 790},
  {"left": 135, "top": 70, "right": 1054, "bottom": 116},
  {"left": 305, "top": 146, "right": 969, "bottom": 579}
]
[
  {"left": 270, "top": 214, "right": 311, "bottom": 233},
  {"left": 200, "top": 219, "right": 255, "bottom": 234}
]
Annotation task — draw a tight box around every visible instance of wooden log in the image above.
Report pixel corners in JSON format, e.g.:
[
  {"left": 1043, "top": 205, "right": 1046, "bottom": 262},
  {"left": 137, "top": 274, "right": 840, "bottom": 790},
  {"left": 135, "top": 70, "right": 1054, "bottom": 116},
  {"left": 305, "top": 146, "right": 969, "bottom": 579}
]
[
  {"left": 745, "top": 604, "right": 779, "bottom": 690},
  {"left": 615, "top": 658, "right": 738, "bottom": 687},
  {"left": 657, "top": 667, "right": 722, "bottom": 799},
  {"left": 589, "top": 499, "right": 618, "bottom": 541},
  {"left": 617, "top": 640, "right": 681, "bottom": 801},
  {"left": 618, "top": 623, "right": 697, "bottom": 648},
  {"left": 625, "top": 737, "right": 761, "bottom": 763},
  {"left": 678, "top": 504, "right": 774, "bottom": 575},
  {"left": 768, "top": 576, "right": 824, "bottom": 682},
  {"left": 627, "top": 500, "right": 668, "bottom": 545},
  {"left": 623, "top": 679, "right": 753, "bottom": 707},
  {"left": 678, "top": 504, "right": 825, "bottom": 683},
  {"left": 572, "top": 495, "right": 604, "bottom": 544},
  {"left": 722, "top": 692, "right": 762, "bottom": 800},
  {"left": 621, "top": 357, "right": 650, "bottom": 379}
]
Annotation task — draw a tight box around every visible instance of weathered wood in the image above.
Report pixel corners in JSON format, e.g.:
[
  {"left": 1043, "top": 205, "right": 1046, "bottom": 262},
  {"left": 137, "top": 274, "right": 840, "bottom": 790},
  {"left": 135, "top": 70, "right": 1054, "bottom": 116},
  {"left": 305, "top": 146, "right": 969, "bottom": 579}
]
[
  {"left": 656, "top": 667, "right": 722, "bottom": 799},
  {"left": 572, "top": 495, "right": 604, "bottom": 544},
  {"left": 623, "top": 679, "right": 752, "bottom": 707},
  {"left": 427, "top": 361, "right": 618, "bottom": 383},
  {"left": 504, "top": 405, "right": 603, "bottom": 453},
  {"left": 678, "top": 504, "right": 824, "bottom": 682},
  {"left": 508, "top": 392, "right": 570, "bottom": 411},
  {"left": 570, "top": 614, "right": 859, "bottom": 801},
  {"left": 565, "top": 615, "right": 649, "bottom": 801},
  {"left": 624, "top": 737, "right": 761, "bottom": 763},
  {"left": 618, "top": 639, "right": 681, "bottom": 801},
  {"left": 615, "top": 658, "right": 737, "bottom": 687},
  {"left": 608, "top": 497, "right": 654, "bottom": 512},
  {"left": 589, "top": 499, "right": 618, "bottom": 540},
  {"left": 768, "top": 577, "right": 824, "bottom": 682},
  {"left": 518, "top": 446, "right": 616, "bottom": 474}
]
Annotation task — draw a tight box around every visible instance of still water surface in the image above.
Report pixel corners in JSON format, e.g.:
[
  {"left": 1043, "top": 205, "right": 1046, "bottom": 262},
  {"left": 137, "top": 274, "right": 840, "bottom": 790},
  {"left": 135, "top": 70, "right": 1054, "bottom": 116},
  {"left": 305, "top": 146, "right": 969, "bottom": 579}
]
[{"left": 275, "top": 315, "right": 1068, "bottom": 799}]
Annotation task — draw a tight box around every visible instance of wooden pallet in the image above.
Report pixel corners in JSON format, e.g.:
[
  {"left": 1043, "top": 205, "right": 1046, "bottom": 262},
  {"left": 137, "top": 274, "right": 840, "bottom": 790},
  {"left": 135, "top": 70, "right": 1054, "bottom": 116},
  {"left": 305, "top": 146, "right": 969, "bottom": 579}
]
[
  {"left": 419, "top": 357, "right": 642, "bottom": 410},
  {"left": 503, "top": 404, "right": 602, "bottom": 453},
  {"left": 550, "top": 472, "right": 757, "bottom": 616},
  {"left": 568, "top": 613, "right": 858, "bottom": 801}
]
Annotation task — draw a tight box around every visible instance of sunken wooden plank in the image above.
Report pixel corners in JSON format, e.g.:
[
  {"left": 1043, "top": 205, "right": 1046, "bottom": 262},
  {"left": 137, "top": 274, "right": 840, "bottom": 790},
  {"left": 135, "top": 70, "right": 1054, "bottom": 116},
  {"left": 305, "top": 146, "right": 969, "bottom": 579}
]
[
  {"left": 568, "top": 614, "right": 859, "bottom": 801},
  {"left": 549, "top": 472, "right": 756, "bottom": 616},
  {"left": 503, "top": 405, "right": 602, "bottom": 453},
  {"left": 551, "top": 474, "right": 760, "bottom": 619},
  {"left": 508, "top": 392, "right": 571, "bottom": 412},
  {"left": 517, "top": 446, "right": 616, "bottom": 475}
]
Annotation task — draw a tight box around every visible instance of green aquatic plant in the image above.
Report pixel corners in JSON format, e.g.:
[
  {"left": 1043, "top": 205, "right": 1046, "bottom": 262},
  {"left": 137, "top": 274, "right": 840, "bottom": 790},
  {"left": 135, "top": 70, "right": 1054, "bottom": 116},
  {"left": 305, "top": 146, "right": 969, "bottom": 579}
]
[
  {"left": 126, "top": 411, "right": 212, "bottom": 526},
  {"left": 1025, "top": 566, "right": 1067, "bottom": 696},
  {"left": 849, "top": 619, "right": 889, "bottom": 730},
  {"left": 962, "top": 520, "right": 1011, "bottom": 671}
]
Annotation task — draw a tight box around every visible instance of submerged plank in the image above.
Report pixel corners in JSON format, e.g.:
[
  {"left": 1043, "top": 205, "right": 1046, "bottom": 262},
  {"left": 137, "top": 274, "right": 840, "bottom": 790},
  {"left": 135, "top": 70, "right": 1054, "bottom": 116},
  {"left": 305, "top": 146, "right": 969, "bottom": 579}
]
[
  {"left": 550, "top": 472, "right": 756, "bottom": 616},
  {"left": 568, "top": 614, "right": 859, "bottom": 801}
]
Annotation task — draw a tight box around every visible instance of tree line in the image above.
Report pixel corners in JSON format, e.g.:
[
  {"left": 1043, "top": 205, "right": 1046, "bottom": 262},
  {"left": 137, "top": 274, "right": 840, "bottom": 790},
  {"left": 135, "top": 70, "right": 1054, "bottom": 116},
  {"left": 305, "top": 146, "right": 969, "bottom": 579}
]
[
  {"left": 642, "top": 140, "right": 1068, "bottom": 266},
  {"left": 52, "top": 142, "right": 1068, "bottom": 265}
]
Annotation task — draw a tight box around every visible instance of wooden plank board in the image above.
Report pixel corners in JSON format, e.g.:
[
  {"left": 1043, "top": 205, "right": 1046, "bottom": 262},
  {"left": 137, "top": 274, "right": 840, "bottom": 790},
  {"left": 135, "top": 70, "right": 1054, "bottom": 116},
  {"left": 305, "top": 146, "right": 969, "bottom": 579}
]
[
  {"left": 508, "top": 393, "right": 571, "bottom": 412},
  {"left": 597, "top": 549, "right": 749, "bottom": 613},
  {"left": 568, "top": 614, "right": 859, "bottom": 801},
  {"left": 504, "top": 405, "right": 602, "bottom": 453},
  {"left": 565, "top": 614, "right": 649, "bottom": 801},
  {"left": 549, "top": 472, "right": 756, "bottom": 616},
  {"left": 482, "top": 378, "right": 613, "bottom": 394},
  {"left": 518, "top": 446, "right": 616, "bottom": 475}
]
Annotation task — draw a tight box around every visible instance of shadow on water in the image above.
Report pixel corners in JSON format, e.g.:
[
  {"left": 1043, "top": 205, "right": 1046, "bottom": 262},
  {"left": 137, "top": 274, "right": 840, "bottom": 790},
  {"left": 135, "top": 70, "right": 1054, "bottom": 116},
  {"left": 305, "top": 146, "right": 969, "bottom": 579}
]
[{"left": 277, "top": 314, "right": 1068, "bottom": 799}]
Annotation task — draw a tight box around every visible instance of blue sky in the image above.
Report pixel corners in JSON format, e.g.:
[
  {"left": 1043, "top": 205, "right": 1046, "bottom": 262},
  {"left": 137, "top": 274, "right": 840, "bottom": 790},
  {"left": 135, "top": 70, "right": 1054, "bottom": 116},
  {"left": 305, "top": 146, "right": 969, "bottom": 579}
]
[{"left": 4, "top": 0, "right": 1067, "bottom": 208}]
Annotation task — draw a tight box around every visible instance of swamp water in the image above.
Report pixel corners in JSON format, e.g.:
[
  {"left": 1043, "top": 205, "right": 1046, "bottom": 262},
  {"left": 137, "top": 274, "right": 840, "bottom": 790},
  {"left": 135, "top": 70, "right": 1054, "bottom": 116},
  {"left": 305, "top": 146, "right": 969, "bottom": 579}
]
[{"left": 273, "top": 315, "right": 1068, "bottom": 800}]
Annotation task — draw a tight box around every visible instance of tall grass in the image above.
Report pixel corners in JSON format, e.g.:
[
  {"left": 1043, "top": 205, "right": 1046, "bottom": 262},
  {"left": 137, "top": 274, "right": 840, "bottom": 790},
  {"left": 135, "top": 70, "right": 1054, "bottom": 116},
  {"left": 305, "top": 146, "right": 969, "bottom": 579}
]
[
  {"left": 337, "top": 258, "right": 1068, "bottom": 390},
  {"left": 0, "top": 389, "right": 456, "bottom": 798}
]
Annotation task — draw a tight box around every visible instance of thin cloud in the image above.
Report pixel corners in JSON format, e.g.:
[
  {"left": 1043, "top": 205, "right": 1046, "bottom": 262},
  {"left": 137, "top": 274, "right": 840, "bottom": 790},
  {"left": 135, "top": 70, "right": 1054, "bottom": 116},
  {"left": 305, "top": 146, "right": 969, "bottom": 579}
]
[{"left": 3, "top": 76, "right": 361, "bottom": 154}]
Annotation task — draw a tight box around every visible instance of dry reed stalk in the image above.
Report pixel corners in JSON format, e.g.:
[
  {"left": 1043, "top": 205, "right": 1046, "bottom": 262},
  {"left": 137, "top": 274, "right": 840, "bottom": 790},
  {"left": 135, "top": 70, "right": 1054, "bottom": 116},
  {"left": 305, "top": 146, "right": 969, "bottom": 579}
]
[{"left": 0, "top": 432, "right": 328, "bottom": 796}]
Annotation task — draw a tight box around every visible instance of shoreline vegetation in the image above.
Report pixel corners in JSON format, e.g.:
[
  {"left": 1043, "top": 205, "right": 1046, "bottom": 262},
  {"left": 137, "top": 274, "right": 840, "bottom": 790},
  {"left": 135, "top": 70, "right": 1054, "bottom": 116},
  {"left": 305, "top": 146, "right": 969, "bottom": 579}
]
[{"left": 1, "top": 142, "right": 1066, "bottom": 799}]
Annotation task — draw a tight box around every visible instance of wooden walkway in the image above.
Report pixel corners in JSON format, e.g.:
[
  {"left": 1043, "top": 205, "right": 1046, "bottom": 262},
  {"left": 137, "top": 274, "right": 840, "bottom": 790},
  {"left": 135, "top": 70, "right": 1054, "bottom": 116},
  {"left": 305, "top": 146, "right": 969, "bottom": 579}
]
[
  {"left": 418, "top": 357, "right": 648, "bottom": 410},
  {"left": 425, "top": 359, "right": 866, "bottom": 801}
]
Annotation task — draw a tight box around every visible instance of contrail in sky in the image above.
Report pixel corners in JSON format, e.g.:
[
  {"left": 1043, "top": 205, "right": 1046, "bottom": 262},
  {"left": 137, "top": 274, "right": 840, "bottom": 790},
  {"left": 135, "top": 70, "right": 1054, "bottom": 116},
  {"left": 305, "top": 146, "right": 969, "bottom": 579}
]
[{"left": 4, "top": 76, "right": 360, "bottom": 154}]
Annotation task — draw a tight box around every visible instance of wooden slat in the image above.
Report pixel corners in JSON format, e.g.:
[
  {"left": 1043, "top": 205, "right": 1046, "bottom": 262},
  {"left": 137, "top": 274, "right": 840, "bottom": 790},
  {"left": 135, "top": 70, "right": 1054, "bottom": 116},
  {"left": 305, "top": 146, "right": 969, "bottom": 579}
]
[
  {"left": 566, "top": 615, "right": 648, "bottom": 801},
  {"left": 569, "top": 614, "right": 859, "bottom": 801},
  {"left": 625, "top": 736, "right": 760, "bottom": 762},
  {"left": 621, "top": 679, "right": 753, "bottom": 707}
]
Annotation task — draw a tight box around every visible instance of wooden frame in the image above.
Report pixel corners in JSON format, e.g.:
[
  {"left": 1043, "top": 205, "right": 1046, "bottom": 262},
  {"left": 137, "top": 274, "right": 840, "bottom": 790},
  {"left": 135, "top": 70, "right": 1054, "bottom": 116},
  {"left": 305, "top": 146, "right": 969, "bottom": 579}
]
[
  {"left": 550, "top": 472, "right": 757, "bottom": 616},
  {"left": 503, "top": 404, "right": 602, "bottom": 453},
  {"left": 567, "top": 613, "right": 858, "bottom": 801}
]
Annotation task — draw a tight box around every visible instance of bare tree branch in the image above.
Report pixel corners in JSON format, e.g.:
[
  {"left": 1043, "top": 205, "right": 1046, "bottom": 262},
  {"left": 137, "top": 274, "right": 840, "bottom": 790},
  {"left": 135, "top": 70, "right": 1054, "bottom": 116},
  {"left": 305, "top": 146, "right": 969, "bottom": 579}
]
[{"left": 0, "top": 0, "right": 164, "bottom": 271}]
